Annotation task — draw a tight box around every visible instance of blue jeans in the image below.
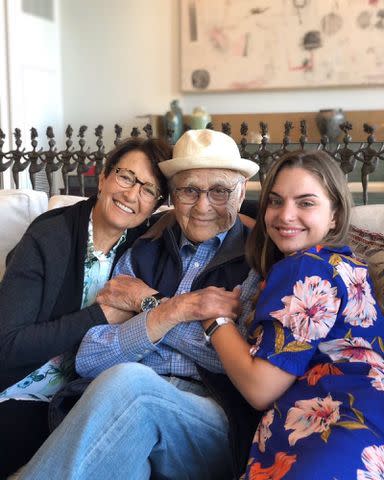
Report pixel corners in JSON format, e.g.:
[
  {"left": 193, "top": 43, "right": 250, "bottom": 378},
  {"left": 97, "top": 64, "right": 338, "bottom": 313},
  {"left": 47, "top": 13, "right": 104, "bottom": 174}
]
[{"left": 20, "top": 363, "right": 232, "bottom": 480}]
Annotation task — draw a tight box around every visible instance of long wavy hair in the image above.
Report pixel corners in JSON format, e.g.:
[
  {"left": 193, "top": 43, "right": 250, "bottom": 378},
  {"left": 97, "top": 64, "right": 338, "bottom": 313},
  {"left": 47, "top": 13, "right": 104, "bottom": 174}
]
[{"left": 246, "top": 150, "right": 353, "bottom": 278}]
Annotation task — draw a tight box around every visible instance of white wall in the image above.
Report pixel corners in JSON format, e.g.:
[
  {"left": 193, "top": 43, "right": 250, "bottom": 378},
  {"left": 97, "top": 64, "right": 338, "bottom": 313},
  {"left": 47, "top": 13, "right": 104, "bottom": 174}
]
[
  {"left": 59, "top": 0, "right": 384, "bottom": 147},
  {"left": 1, "top": 0, "right": 63, "bottom": 190},
  {"left": 59, "top": 0, "right": 180, "bottom": 147}
]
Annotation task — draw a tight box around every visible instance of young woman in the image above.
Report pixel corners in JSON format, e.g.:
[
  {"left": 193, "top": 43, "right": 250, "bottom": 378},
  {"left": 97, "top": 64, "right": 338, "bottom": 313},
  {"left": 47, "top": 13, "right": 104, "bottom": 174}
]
[
  {"left": 204, "top": 150, "right": 384, "bottom": 479},
  {"left": 0, "top": 137, "right": 171, "bottom": 477}
]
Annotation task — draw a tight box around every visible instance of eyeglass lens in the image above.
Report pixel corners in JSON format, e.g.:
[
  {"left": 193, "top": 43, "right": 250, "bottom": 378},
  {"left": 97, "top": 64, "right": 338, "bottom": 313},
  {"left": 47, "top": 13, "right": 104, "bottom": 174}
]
[
  {"left": 115, "top": 169, "right": 159, "bottom": 199},
  {"left": 175, "top": 186, "right": 233, "bottom": 205}
]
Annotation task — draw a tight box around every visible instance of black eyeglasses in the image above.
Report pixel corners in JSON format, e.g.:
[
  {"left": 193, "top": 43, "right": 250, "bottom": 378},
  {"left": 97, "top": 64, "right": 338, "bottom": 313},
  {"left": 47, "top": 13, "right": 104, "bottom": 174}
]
[
  {"left": 114, "top": 168, "right": 162, "bottom": 202},
  {"left": 174, "top": 180, "right": 242, "bottom": 206}
]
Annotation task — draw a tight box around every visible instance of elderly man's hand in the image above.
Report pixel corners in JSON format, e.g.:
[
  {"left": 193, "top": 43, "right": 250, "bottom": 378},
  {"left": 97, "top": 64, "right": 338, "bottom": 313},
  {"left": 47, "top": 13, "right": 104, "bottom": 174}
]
[
  {"left": 146, "top": 286, "right": 241, "bottom": 342},
  {"left": 170, "top": 286, "right": 241, "bottom": 322},
  {"left": 96, "top": 275, "right": 158, "bottom": 313},
  {"left": 100, "top": 304, "right": 135, "bottom": 325}
]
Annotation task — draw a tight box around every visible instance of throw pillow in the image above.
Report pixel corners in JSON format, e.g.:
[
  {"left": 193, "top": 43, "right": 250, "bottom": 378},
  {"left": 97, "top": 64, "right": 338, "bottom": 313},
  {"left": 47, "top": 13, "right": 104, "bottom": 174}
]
[{"left": 348, "top": 225, "right": 384, "bottom": 312}]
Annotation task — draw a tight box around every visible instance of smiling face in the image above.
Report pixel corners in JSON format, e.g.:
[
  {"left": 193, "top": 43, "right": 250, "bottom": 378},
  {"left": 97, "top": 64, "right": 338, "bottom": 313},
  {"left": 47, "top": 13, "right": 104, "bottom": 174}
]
[
  {"left": 93, "top": 150, "right": 160, "bottom": 236},
  {"left": 264, "top": 167, "right": 336, "bottom": 255},
  {"left": 171, "top": 168, "right": 246, "bottom": 243}
]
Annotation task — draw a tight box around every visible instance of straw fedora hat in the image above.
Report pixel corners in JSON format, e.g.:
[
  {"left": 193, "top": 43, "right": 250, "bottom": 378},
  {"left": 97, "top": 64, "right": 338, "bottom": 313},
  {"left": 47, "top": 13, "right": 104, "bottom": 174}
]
[{"left": 159, "top": 129, "right": 259, "bottom": 179}]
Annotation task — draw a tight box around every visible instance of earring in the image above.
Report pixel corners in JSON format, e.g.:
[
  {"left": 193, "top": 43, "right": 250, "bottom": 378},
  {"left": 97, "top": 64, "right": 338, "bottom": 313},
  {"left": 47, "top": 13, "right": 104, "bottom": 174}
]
[
  {"left": 167, "top": 194, "right": 171, "bottom": 207},
  {"left": 146, "top": 217, "right": 150, "bottom": 227}
]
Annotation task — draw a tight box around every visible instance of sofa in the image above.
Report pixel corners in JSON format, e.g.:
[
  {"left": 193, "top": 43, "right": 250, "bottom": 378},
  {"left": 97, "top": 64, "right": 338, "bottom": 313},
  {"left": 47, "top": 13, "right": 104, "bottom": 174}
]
[
  {"left": 0, "top": 190, "right": 86, "bottom": 279},
  {"left": 0, "top": 189, "right": 383, "bottom": 479}
]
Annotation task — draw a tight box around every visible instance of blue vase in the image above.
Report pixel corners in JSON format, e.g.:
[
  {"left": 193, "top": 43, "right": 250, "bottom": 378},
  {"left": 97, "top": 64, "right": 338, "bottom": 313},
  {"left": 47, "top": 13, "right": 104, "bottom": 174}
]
[{"left": 164, "top": 100, "right": 183, "bottom": 144}]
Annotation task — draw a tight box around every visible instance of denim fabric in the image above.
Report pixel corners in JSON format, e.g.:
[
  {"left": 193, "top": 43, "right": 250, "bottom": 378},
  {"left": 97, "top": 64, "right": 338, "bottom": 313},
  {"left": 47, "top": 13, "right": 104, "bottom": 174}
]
[{"left": 20, "top": 363, "right": 232, "bottom": 480}]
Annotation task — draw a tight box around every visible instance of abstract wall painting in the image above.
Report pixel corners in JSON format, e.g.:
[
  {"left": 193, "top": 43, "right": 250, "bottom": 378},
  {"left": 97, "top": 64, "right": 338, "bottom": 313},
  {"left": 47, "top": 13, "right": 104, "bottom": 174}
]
[{"left": 180, "top": 0, "right": 384, "bottom": 92}]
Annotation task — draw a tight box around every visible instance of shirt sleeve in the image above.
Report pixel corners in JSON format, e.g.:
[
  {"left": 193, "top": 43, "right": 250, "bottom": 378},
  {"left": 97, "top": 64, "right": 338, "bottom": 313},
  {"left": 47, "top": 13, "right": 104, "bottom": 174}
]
[
  {"left": 237, "top": 269, "right": 261, "bottom": 337},
  {"left": 76, "top": 311, "right": 162, "bottom": 378},
  {"left": 248, "top": 253, "right": 344, "bottom": 376},
  {"left": 76, "top": 248, "right": 159, "bottom": 378}
]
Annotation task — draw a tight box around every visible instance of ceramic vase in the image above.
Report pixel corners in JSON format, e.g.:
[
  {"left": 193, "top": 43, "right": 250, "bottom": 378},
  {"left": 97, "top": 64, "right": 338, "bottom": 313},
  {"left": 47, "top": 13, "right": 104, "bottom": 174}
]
[
  {"left": 190, "top": 106, "right": 212, "bottom": 130},
  {"left": 315, "top": 108, "right": 345, "bottom": 143},
  {"left": 164, "top": 100, "right": 183, "bottom": 144}
]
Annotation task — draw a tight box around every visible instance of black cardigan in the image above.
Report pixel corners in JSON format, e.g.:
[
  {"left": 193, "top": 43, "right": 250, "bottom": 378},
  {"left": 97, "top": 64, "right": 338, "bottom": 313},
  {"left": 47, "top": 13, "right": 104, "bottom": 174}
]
[{"left": 0, "top": 197, "right": 148, "bottom": 391}]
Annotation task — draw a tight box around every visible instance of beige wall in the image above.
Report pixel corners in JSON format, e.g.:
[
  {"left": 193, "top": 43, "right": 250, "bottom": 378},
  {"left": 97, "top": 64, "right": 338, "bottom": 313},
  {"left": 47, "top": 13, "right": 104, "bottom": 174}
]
[
  {"left": 60, "top": 0, "right": 180, "bottom": 146},
  {"left": 59, "top": 0, "right": 384, "bottom": 147}
]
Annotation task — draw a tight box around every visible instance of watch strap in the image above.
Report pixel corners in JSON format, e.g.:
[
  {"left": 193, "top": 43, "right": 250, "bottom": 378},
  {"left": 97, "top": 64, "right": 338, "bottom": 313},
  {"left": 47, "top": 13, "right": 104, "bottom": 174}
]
[{"left": 204, "top": 317, "right": 234, "bottom": 343}]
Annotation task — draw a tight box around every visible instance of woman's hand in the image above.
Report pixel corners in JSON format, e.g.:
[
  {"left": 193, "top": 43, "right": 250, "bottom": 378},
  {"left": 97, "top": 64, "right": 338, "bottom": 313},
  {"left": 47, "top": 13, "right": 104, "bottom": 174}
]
[{"left": 96, "top": 275, "right": 158, "bottom": 313}]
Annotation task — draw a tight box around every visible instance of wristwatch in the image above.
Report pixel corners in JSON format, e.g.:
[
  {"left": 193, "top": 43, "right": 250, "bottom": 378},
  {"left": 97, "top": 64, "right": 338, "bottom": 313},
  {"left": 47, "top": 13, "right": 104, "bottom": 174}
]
[
  {"left": 140, "top": 292, "right": 163, "bottom": 312},
  {"left": 204, "top": 317, "right": 235, "bottom": 343}
]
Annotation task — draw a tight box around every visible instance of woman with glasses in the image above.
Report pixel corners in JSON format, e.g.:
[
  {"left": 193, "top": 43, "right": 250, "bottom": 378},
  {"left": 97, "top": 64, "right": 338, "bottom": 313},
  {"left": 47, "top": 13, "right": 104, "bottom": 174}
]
[{"left": 0, "top": 137, "right": 171, "bottom": 477}]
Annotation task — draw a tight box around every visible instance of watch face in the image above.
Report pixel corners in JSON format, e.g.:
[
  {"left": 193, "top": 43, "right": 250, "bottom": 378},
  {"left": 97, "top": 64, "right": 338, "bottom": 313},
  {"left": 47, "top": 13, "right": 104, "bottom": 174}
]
[{"left": 141, "top": 296, "right": 160, "bottom": 312}]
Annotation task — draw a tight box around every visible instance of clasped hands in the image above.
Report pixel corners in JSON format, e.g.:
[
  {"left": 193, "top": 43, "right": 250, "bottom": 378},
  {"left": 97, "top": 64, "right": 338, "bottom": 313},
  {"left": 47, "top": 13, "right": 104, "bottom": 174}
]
[{"left": 96, "top": 275, "right": 241, "bottom": 333}]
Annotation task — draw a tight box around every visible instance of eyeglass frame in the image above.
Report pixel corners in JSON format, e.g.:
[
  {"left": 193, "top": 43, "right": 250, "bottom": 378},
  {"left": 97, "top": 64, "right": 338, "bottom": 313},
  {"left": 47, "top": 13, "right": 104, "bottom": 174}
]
[
  {"left": 114, "top": 168, "right": 163, "bottom": 201},
  {"left": 173, "top": 179, "right": 243, "bottom": 206}
]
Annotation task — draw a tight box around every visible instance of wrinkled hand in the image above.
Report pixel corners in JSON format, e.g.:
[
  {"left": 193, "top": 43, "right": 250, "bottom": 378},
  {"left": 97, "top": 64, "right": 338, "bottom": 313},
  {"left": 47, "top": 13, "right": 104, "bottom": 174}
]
[
  {"left": 100, "top": 304, "right": 135, "bottom": 325},
  {"left": 146, "top": 286, "right": 241, "bottom": 342},
  {"left": 96, "top": 275, "right": 158, "bottom": 313},
  {"left": 168, "top": 286, "right": 241, "bottom": 323},
  {"left": 202, "top": 286, "right": 241, "bottom": 330}
]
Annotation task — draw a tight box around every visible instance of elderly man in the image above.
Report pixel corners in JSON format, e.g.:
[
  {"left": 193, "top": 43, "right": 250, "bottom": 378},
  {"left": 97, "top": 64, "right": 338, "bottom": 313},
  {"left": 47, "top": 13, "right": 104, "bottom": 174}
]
[{"left": 20, "top": 129, "right": 260, "bottom": 480}]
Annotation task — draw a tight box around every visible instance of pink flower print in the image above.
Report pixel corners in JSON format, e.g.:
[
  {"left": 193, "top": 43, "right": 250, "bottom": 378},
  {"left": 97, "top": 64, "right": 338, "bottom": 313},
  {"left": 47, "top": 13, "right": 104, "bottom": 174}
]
[
  {"left": 336, "top": 262, "right": 377, "bottom": 327},
  {"left": 357, "top": 445, "right": 384, "bottom": 479},
  {"left": 285, "top": 394, "right": 341, "bottom": 446},
  {"left": 253, "top": 409, "right": 274, "bottom": 453},
  {"left": 319, "top": 338, "right": 384, "bottom": 369},
  {"left": 270, "top": 276, "right": 340, "bottom": 342},
  {"left": 368, "top": 367, "right": 384, "bottom": 392}
]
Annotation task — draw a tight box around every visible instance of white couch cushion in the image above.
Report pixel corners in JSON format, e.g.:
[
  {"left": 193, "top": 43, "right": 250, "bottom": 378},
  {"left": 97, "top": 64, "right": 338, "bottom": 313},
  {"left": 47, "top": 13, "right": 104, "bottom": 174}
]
[
  {"left": 351, "top": 204, "right": 384, "bottom": 233},
  {"left": 349, "top": 205, "right": 384, "bottom": 312},
  {"left": 0, "top": 189, "right": 48, "bottom": 278},
  {"left": 48, "top": 194, "right": 87, "bottom": 210}
]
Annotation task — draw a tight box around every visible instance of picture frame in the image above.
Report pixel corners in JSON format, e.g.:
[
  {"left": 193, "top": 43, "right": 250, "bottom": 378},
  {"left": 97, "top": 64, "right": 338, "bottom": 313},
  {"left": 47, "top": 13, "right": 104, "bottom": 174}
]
[{"left": 180, "top": 0, "right": 384, "bottom": 92}]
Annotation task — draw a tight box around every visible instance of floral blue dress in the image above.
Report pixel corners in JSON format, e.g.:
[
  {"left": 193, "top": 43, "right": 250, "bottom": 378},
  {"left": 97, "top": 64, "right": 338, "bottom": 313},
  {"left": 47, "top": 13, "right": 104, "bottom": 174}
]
[{"left": 243, "top": 245, "right": 384, "bottom": 480}]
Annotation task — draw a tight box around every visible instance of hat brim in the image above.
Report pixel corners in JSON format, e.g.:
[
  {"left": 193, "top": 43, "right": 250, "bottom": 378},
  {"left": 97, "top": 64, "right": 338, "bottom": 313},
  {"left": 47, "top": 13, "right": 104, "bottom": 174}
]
[{"left": 159, "top": 156, "right": 259, "bottom": 179}]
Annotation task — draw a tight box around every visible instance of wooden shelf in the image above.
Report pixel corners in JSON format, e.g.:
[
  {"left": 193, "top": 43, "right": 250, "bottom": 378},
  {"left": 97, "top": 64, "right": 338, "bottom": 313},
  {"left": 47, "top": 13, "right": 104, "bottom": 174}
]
[
  {"left": 247, "top": 181, "right": 384, "bottom": 193},
  {"left": 152, "top": 110, "right": 384, "bottom": 143}
]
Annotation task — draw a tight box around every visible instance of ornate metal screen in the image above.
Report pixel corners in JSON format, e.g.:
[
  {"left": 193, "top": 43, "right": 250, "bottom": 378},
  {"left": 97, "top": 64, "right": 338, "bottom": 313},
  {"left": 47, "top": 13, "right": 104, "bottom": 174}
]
[{"left": 1, "top": 120, "right": 383, "bottom": 204}]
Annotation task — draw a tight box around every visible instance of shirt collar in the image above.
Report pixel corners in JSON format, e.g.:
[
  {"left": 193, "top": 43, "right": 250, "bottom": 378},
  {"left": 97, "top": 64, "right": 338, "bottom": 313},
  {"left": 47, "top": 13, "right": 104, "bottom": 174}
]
[
  {"left": 86, "top": 210, "right": 127, "bottom": 260},
  {"left": 179, "top": 230, "right": 227, "bottom": 251}
]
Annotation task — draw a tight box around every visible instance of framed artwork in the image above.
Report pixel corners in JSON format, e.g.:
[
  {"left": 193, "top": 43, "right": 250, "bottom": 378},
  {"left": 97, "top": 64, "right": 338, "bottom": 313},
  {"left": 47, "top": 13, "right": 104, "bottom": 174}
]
[{"left": 180, "top": 0, "right": 384, "bottom": 92}]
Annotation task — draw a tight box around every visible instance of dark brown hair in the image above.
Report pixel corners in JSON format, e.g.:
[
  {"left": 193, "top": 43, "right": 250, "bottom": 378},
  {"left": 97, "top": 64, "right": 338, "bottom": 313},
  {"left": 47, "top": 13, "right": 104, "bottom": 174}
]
[
  {"left": 246, "top": 150, "right": 353, "bottom": 278},
  {"left": 104, "top": 137, "right": 172, "bottom": 207}
]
